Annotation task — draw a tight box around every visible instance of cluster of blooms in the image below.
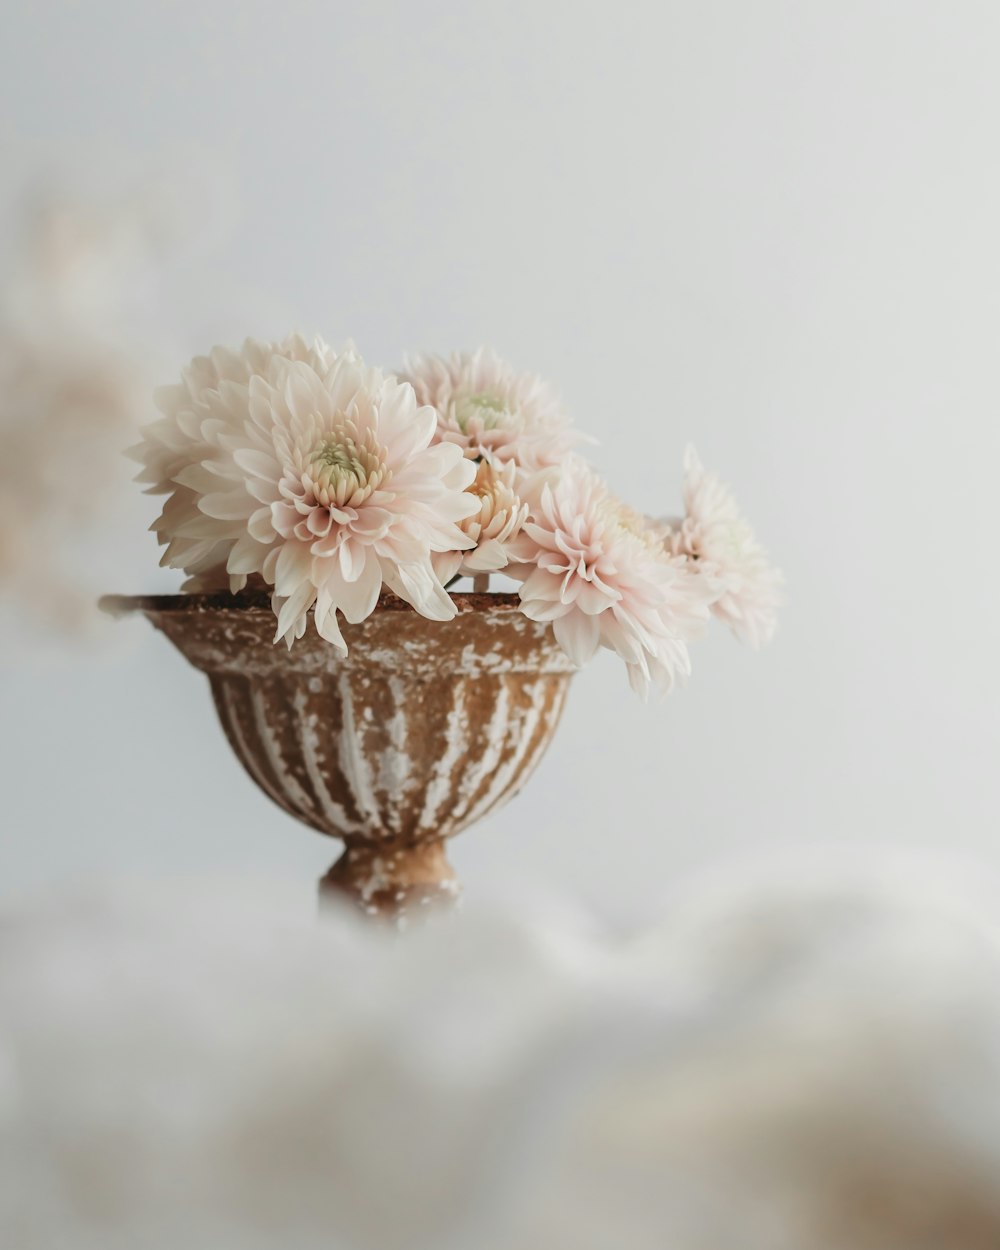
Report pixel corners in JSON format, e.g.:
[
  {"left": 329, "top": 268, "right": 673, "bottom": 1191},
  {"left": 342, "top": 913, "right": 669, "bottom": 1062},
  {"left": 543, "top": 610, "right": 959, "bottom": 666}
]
[{"left": 133, "top": 337, "right": 781, "bottom": 695}]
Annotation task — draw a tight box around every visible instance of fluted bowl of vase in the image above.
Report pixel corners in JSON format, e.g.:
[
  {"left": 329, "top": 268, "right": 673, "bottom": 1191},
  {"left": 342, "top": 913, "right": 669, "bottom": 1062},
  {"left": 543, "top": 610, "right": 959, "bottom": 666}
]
[{"left": 102, "top": 591, "right": 575, "bottom": 917}]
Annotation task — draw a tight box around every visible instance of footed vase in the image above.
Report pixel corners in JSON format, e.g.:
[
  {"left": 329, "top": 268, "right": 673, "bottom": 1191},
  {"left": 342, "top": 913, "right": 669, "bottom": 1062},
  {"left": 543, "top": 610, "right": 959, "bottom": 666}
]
[{"left": 102, "top": 592, "right": 575, "bottom": 917}]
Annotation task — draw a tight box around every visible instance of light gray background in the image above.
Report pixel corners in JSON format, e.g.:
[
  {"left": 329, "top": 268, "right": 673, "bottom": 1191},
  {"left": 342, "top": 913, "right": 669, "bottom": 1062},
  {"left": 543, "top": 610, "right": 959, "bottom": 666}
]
[{"left": 2, "top": 1, "right": 998, "bottom": 920}]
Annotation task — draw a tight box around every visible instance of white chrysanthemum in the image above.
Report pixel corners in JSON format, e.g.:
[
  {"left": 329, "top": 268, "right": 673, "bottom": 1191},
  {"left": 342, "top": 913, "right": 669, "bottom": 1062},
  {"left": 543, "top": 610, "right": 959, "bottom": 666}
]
[
  {"left": 131, "top": 335, "right": 336, "bottom": 591},
  {"left": 133, "top": 341, "right": 480, "bottom": 649},
  {"left": 662, "top": 446, "right": 782, "bottom": 648},
  {"left": 400, "top": 347, "right": 584, "bottom": 472},
  {"left": 508, "top": 459, "right": 711, "bottom": 697},
  {"left": 432, "top": 460, "right": 529, "bottom": 586},
  {"left": 203, "top": 354, "right": 478, "bottom": 649}
]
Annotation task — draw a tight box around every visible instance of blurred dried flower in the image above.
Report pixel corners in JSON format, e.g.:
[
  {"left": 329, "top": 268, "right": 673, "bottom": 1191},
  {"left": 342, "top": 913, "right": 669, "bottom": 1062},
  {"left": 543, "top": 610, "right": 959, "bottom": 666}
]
[{"left": 0, "top": 199, "right": 150, "bottom": 632}]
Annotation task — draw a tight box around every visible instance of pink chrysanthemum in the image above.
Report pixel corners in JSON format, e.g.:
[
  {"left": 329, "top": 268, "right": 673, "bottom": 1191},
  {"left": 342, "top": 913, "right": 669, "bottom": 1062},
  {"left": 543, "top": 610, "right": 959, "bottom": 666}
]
[
  {"left": 131, "top": 334, "right": 336, "bottom": 591},
  {"left": 134, "top": 342, "right": 479, "bottom": 650},
  {"left": 508, "top": 459, "right": 711, "bottom": 697},
  {"left": 400, "top": 347, "right": 583, "bottom": 472},
  {"left": 662, "top": 446, "right": 783, "bottom": 648},
  {"left": 432, "top": 460, "right": 529, "bottom": 586}
]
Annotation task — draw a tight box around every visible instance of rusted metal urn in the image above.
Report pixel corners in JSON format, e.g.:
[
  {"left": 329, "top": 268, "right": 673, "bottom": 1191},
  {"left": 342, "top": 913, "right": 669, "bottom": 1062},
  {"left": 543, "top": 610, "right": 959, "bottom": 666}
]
[{"left": 103, "top": 592, "right": 575, "bottom": 917}]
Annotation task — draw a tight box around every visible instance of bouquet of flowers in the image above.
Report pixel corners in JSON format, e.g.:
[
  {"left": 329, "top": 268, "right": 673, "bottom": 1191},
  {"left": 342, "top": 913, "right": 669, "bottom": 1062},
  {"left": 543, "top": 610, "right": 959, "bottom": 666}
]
[{"left": 132, "top": 337, "right": 781, "bottom": 697}]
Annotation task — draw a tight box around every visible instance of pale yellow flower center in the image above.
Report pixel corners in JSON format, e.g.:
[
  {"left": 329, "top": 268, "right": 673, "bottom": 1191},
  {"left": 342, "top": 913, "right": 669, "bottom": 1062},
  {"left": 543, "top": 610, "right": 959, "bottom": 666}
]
[
  {"left": 468, "top": 460, "right": 504, "bottom": 504},
  {"left": 603, "top": 496, "right": 660, "bottom": 552},
  {"left": 458, "top": 460, "right": 516, "bottom": 535},
  {"left": 454, "top": 392, "right": 514, "bottom": 433},
  {"left": 307, "top": 425, "right": 388, "bottom": 508}
]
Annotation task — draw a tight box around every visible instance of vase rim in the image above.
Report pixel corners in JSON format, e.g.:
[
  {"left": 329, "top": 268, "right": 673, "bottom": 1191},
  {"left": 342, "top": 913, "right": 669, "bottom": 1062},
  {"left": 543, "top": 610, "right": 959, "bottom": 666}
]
[{"left": 100, "top": 590, "right": 524, "bottom": 618}]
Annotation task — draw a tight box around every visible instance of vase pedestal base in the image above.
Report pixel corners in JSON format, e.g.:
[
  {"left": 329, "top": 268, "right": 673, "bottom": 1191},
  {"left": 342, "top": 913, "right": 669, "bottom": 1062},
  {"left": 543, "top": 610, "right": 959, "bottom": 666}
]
[{"left": 319, "top": 839, "right": 458, "bottom": 920}]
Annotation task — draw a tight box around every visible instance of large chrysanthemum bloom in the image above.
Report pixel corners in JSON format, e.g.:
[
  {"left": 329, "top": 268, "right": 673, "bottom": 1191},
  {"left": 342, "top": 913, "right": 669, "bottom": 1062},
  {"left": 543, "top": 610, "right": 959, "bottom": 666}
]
[
  {"left": 208, "top": 355, "right": 479, "bottom": 650},
  {"left": 400, "top": 347, "right": 584, "bottom": 472},
  {"left": 661, "top": 446, "right": 783, "bottom": 648},
  {"left": 130, "top": 335, "right": 336, "bottom": 591},
  {"left": 432, "top": 460, "right": 529, "bottom": 586},
  {"left": 507, "top": 459, "right": 712, "bottom": 697}
]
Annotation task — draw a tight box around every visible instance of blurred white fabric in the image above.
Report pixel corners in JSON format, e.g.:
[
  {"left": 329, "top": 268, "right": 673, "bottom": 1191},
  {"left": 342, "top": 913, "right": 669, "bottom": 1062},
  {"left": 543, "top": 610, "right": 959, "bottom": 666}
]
[{"left": 4, "top": 852, "right": 1000, "bottom": 1250}]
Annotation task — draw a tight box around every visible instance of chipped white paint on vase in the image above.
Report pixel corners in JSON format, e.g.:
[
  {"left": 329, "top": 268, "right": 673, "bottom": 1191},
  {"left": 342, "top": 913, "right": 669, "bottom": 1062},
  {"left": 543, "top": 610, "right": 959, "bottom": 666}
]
[{"left": 103, "top": 592, "right": 576, "bottom": 915}]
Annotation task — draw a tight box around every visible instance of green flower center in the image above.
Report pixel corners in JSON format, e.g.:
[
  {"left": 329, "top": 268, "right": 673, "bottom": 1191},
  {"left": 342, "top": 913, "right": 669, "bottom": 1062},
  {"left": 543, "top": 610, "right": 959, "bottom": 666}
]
[
  {"left": 308, "top": 428, "right": 387, "bottom": 507},
  {"left": 455, "top": 392, "right": 514, "bottom": 434},
  {"left": 312, "top": 440, "right": 366, "bottom": 477}
]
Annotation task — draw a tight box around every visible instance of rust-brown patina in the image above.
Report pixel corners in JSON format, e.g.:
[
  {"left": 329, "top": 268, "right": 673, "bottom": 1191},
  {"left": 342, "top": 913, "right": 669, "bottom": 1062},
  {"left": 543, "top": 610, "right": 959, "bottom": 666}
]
[{"left": 103, "top": 591, "right": 575, "bottom": 918}]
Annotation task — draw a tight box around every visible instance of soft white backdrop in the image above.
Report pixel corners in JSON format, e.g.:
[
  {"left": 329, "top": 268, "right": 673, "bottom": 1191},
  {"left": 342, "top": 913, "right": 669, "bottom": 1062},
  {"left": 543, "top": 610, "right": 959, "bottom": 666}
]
[{"left": 2, "top": 0, "right": 998, "bottom": 920}]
